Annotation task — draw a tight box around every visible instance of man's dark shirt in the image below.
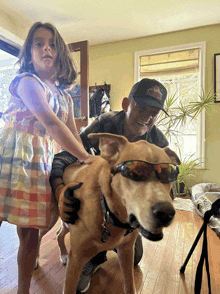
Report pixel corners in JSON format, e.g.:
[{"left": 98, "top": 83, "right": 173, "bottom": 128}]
[{"left": 50, "top": 110, "right": 168, "bottom": 191}]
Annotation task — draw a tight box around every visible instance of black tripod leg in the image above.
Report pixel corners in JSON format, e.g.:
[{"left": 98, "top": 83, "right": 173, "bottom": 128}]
[
  {"left": 194, "top": 224, "right": 211, "bottom": 294},
  {"left": 180, "top": 223, "right": 206, "bottom": 274}
]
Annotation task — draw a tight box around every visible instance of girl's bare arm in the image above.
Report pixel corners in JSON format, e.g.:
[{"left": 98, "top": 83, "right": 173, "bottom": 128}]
[{"left": 17, "top": 76, "right": 93, "bottom": 162}]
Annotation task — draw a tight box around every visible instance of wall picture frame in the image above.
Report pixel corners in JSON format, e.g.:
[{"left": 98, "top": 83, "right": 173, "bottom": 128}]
[{"left": 214, "top": 53, "right": 220, "bottom": 102}]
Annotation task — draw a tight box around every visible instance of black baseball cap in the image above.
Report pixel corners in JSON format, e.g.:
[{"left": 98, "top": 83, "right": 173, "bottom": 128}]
[{"left": 128, "top": 78, "right": 168, "bottom": 116}]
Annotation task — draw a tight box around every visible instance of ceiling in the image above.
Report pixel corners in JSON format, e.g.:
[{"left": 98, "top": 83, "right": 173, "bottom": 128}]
[{"left": 1, "top": 0, "right": 220, "bottom": 46}]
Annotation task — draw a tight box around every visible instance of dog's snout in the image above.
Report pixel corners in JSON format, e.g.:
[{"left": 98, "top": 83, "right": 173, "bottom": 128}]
[{"left": 152, "top": 201, "right": 175, "bottom": 227}]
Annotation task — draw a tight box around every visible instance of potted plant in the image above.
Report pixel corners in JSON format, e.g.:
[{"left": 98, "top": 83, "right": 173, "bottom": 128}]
[
  {"left": 155, "top": 89, "right": 215, "bottom": 196},
  {"left": 156, "top": 89, "right": 215, "bottom": 141},
  {"left": 176, "top": 153, "right": 202, "bottom": 196}
]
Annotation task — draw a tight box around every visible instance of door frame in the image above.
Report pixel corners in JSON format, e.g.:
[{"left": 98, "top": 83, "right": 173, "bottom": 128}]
[{"left": 68, "top": 40, "right": 89, "bottom": 131}]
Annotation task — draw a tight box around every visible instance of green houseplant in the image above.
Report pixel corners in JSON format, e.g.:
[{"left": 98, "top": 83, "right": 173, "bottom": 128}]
[
  {"left": 156, "top": 89, "right": 215, "bottom": 141},
  {"left": 176, "top": 153, "right": 202, "bottom": 195},
  {"left": 155, "top": 89, "right": 215, "bottom": 196}
]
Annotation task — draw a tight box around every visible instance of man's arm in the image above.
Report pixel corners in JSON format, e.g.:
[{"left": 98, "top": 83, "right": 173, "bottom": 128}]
[
  {"left": 49, "top": 150, "right": 78, "bottom": 193},
  {"left": 49, "top": 150, "right": 82, "bottom": 223}
]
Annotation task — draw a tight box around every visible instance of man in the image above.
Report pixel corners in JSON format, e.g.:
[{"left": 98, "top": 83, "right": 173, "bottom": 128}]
[{"left": 50, "top": 78, "right": 169, "bottom": 293}]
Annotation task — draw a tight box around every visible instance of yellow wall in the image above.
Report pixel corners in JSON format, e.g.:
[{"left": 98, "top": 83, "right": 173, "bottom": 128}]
[{"left": 89, "top": 24, "right": 220, "bottom": 186}]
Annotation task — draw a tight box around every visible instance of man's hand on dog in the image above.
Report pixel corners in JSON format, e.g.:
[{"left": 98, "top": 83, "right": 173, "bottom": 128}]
[{"left": 55, "top": 182, "right": 83, "bottom": 224}]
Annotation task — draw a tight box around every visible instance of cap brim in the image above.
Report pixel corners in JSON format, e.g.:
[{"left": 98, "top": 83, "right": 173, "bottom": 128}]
[{"left": 134, "top": 97, "right": 169, "bottom": 116}]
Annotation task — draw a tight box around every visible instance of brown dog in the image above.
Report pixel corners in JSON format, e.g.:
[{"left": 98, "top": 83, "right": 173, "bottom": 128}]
[{"left": 37, "top": 133, "right": 180, "bottom": 294}]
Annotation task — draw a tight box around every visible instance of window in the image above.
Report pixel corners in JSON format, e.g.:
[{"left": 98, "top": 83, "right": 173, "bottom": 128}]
[
  {"left": 134, "top": 42, "right": 206, "bottom": 167},
  {"left": 0, "top": 39, "right": 20, "bottom": 127}
]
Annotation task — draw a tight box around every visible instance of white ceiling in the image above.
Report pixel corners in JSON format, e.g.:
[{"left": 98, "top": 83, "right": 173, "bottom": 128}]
[{"left": 1, "top": 0, "right": 220, "bottom": 46}]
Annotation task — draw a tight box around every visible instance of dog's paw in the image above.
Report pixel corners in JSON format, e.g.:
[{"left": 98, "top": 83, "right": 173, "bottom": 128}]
[{"left": 59, "top": 182, "right": 82, "bottom": 225}]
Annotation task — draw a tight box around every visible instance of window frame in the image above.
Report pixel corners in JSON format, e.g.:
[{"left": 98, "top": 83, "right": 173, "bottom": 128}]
[
  {"left": 134, "top": 42, "right": 206, "bottom": 168},
  {"left": 0, "top": 28, "right": 22, "bottom": 57},
  {"left": 0, "top": 39, "right": 20, "bottom": 57}
]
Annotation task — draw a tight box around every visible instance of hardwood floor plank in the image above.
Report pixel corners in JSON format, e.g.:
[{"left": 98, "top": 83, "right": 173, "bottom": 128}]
[
  {"left": 179, "top": 211, "right": 196, "bottom": 294},
  {"left": 152, "top": 222, "right": 180, "bottom": 293},
  {"left": 140, "top": 226, "right": 172, "bottom": 294}
]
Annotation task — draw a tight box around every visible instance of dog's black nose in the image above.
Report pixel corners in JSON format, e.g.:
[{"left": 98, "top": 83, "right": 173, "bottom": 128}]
[{"left": 152, "top": 201, "right": 175, "bottom": 227}]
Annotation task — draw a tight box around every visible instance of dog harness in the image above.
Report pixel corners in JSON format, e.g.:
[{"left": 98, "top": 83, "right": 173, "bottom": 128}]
[{"left": 99, "top": 189, "right": 137, "bottom": 243}]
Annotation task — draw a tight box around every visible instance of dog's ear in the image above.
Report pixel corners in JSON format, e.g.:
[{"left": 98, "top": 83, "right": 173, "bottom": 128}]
[
  {"left": 163, "top": 147, "right": 181, "bottom": 165},
  {"left": 88, "top": 133, "right": 128, "bottom": 162}
]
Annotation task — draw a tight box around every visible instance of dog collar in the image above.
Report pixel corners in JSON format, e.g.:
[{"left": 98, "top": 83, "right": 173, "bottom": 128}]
[{"left": 99, "top": 188, "right": 135, "bottom": 243}]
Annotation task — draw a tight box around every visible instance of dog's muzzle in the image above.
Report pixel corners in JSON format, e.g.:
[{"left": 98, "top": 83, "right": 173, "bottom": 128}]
[
  {"left": 129, "top": 214, "right": 163, "bottom": 241},
  {"left": 129, "top": 201, "right": 175, "bottom": 242},
  {"left": 152, "top": 201, "right": 175, "bottom": 227},
  {"left": 139, "top": 227, "right": 163, "bottom": 241}
]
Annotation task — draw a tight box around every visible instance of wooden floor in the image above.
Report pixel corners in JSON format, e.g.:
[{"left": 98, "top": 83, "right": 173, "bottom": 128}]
[{"left": 0, "top": 209, "right": 220, "bottom": 294}]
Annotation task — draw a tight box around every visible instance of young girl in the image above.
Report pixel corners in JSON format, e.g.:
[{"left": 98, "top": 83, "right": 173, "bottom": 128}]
[{"left": 0, "top": 22, "right": 95, "bottom": 293}]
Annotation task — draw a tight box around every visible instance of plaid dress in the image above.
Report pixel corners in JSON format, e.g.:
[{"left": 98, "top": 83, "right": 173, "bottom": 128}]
[{"left": 0, "top": 73, "right": 72, "bottom": 229}]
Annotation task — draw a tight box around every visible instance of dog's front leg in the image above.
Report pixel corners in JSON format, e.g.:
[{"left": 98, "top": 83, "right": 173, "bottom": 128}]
[
  {"left": 63, "top": 248, "right": 87, "bottom": 294},
  {"left": 56, "top": 220, "right": 69, "bottom": 265},
  {"left": 117, "top": 236, "right": 137, "bottom": 294},
  {"left": 63, "top": 225, "right": 95, "bottom": 294}
]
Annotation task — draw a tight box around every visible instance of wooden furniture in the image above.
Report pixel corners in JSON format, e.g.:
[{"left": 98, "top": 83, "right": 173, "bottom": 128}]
[
  {"left": 68, "top": 40, "right": 89, "bottom": 132},
  {"left": 0, "top": 209, "right": 219, "bottom": 294}
]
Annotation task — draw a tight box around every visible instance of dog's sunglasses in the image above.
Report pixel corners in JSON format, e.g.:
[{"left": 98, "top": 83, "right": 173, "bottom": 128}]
[{"left": 113, "top": 160, "right": 179, "bottom": 183}]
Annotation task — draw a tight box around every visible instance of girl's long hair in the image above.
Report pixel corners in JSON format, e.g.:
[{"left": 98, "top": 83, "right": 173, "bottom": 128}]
[{"left": 17, "top": 22, "right": 77, "bottom": 89}]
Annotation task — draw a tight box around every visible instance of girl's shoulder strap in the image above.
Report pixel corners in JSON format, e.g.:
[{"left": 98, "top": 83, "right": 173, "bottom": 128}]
[{"left": 9, "top": 72, "right": 46, "bottom": 98}]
